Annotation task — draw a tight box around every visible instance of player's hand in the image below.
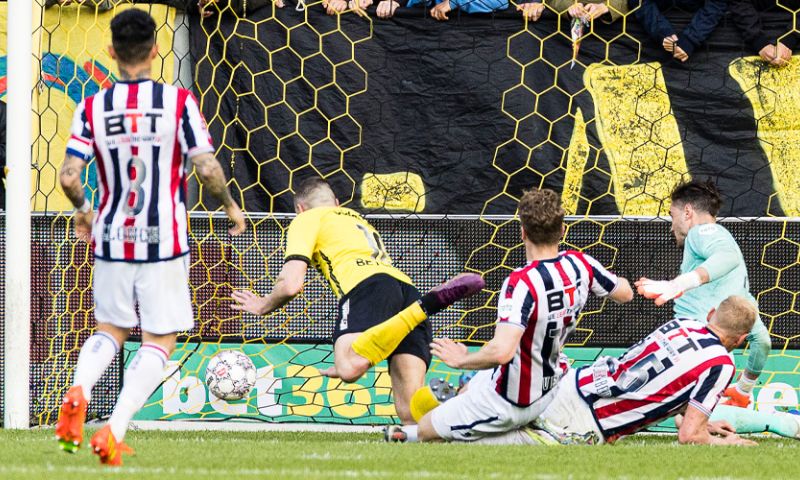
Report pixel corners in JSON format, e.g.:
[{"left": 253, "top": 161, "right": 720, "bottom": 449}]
[
  {"left": 635, "top": 277, "right": 683, "bottom": 306},
  {"left": 225, "top": 203, "right": 246, "bottom": 236},
  {"left": 707, "top": 420, "right": 736, "bottom": 437},
  {"left": 319, "top": 366, "right": 340, "bottom": 378},
  {"left": 517, "top": 2, "right": 544, "bottom": 21},
  {"left": 724, "top": 433, "right": 758, "bottom": 446},
  {"left": 274, "top": 0, "right": 285, "bottom": 7},
  {"left": 74, "top": 210, "right": 94, "bottom": 243},
  {"left": 430, "top": 0, "right": 451, "bottom": 21},
  {"left": 430, "top": 338, "right": 468, "bottom": 368},
  {"left": 376, "top": 0, "right": 399, "bottom": 18},
  {"left": 323, "top": 0, "right": 348, "bottom": 14},
  {"left": 231, "top": 290, "right": 268, "bottom": 315},
  {"left": 583, "top": 2, "right": 608, "bottom": 20}
]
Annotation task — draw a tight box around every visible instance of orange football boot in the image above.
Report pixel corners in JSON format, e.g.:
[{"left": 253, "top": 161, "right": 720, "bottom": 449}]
[
  {"left": 722, "top": 385, "right": 752, "bottom": 408},
  {"left": 55, "top": 386, "right": 88, "bottom": 453},
  {"left": 89, "top": 425, "right": 135, "bottom": 466}
]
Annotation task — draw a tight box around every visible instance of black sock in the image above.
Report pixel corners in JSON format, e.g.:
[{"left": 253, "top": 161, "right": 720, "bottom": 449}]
[{"left": 418, "top": 295, "right": 442, "bottom": 317}]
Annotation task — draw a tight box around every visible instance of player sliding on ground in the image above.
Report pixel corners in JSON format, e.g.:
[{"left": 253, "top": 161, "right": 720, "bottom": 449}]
[
  {"left": 55, "top": 10, "right": 246, "bottom": 466},
  {"left": 635, "top": 180, "right": 770, "bottom": 407},
  {"left": 385, "top": 188, "right": 633, "bottom": 442},
  {"left": 230, "top": 177, "right": 484, "bottom": 423},
  {"left": 446, "top": 296, "right": 762, "bottom": 446}
]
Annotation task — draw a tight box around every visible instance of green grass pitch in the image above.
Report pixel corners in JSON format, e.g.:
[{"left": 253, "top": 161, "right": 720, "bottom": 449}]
[{"left": 0, "top": 429, "right": 798, "bottom": 479}]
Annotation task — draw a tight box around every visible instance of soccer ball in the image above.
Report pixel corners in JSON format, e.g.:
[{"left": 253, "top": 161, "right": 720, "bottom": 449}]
[{"left": 205, "top": 350, "right": 257, "bottom": 401}]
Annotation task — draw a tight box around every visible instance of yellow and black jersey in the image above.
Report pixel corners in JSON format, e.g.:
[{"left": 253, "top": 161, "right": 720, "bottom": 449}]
[{"left": 284, "top": 206, "right": 413, "bottom": 297}]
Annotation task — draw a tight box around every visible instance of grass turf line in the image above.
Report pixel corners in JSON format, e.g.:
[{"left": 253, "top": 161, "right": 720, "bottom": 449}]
[{"left": 1, "top": 429, "right": 798, "bottom": 480}]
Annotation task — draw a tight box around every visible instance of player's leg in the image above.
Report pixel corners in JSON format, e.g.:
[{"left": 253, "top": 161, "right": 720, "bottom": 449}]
[
  {"left": 724, "top": 317, "right": 771, "bottom": 407},
  {"left": 392, "top": 370, "right": 518, "bottom": 443},
  {"left": 325, "top": 333, "right": 372, "bottom": 383},
  {"left": 709, "top": 405, "right": 800, "bottom": 439},
  {"left": 351, "top": 273, "right": 484, "bottom": 366},
  {"left": 388, "top": 320, "right": 432, "bottom": 424},
  {"left": 90, "top": 256, "right": 192, "bottom": 466},
  {"left": 56, "top": 260, "right": 136, "bottom": 453}
]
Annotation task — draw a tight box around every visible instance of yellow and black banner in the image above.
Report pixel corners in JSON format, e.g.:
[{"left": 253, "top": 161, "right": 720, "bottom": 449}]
[{"left": 190, "top": 8, "right": 799, "bottom": 216}]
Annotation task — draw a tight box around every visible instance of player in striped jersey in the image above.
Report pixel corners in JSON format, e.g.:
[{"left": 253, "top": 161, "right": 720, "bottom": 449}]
[
  {"left": 476, "top": 296, "right": 759, "bottom": 446},
  {"left": 55, "top": 10, "right": 245, "bottom": 466},
  {"left": 635, "top": 180, "right": 770, "bottom": 408},
  {"left": 387, "top": 189, "right": 633, "bottom": 442}
]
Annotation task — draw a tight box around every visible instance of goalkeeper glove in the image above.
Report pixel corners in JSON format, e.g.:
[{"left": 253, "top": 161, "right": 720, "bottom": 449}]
[{"left": 636, "top": 271, "right": 702, "bottom": 306}]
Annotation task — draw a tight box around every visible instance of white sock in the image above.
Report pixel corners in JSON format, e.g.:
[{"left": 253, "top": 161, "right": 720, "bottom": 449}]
[
  {"left": 736, "top": 375, "right": 757, "bottom": 395},
  {"left": 108, "top": 343, "right": 168, "bottom": 441},
  {"left": 73, "top": 332, "right": 120, "bottom": 402},
  {"left": 403, "top": 425, "right": 419, "bottom": 442}
]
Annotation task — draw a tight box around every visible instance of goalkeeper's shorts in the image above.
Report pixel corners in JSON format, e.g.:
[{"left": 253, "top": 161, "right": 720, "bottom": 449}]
[{"left": 93, "top": 255, "right": 194, "bottom": 335}]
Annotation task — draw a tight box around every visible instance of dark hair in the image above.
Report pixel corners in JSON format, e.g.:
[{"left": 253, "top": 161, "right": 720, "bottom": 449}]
[
  {"left": 294, "top": 177, "right": 333, "bottom": 203},
  {"left": 670, "top": 179, "right": 722, "bottom": 216},
  {"left": 110, "top": 10, "right": 157, "bottom": 65},
  {"left": 518, "top": 188, "right": 564, "bottom": 245}
]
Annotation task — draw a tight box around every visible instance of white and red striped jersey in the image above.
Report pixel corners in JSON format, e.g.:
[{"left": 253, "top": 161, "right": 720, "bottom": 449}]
[
  {"left": 66, "top": 80, "right": 214, "bottom": 262},
  {"left": 492, "top": 250, "right": 619, "bottom": 407},
  {"left": 576, "top": 318, "right": 736, "bottom": 442}
]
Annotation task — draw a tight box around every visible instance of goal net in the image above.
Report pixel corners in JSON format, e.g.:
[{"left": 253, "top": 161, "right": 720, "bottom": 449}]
[{"left": 1, "top": 0, "right": 799, "bottom": 427}]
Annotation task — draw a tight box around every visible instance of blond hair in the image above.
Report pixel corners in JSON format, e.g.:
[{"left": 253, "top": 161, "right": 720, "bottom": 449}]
[{"left": 714, "top": 296, "right": 757, "bottom": 336}]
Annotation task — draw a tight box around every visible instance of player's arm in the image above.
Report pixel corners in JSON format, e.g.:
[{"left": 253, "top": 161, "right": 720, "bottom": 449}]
[
  {"left": 636, "top": 228, "right": 740, "bottom": 306},
  {"left": 190, "top": 152, "right": 245, "bottom": 236},
  {"left": 580, "top": 253, "right": 634, "bottom": 304},
  {"left": 181, "top": 92, "right": 245, "bottom": 235},
  {"left": 677, "top": 404, "right": 756, "bottom": 446},
  {"left": 431, "top": 324, "right": 524, "bottom": 370},
  {"left": 232, "top": 212, "right": 319, "bottom": 315},
  {"left": 679, "top": 363, "right": 757, "bottom": 445},
  {"left": 59, "top": 154, "right": 92, "bottom": 241},
  {"left": 231, "top": 259, "right": 308, "bottom": 315}
]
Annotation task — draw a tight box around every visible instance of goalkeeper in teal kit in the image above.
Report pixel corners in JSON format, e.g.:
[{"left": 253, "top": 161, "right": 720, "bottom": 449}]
[{"left": 636, "top": 180, "right": 771, "bottom": 408}]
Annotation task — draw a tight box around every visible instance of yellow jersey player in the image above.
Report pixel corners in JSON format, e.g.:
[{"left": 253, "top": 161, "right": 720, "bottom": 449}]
[{"left": 231, "top": 177, "right": 484, "bottom": 423}]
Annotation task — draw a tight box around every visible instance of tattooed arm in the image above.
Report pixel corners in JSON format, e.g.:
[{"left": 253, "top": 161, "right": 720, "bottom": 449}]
[
  {"left": 59, "top": 154, "right": 93, "bottom": 241},
  {"left": 190, "top": 152, "right": 246, "bottom": 235}
]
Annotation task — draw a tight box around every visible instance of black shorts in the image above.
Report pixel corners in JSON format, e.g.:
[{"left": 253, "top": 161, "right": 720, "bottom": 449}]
[{"left": 334, "top": 274, "right": 432, "bottom": 367}]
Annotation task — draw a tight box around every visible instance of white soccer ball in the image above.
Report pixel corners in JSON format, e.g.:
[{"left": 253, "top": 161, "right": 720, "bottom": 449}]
[{"left": 205, "top": 350, "right": 257, "bottom": 401}]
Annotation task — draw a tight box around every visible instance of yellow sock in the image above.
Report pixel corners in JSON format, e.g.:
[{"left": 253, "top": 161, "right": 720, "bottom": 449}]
[
  {"left": 351, "top": 302, "right": 427, "bottom": 365},
  {"left": 409, "top": 385, "right": 441, "bottom": 422}
]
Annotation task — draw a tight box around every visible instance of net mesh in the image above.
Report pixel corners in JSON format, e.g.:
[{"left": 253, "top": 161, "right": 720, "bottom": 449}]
[{"left": 1, "top": 0, "right": 797, "bottom": 425}]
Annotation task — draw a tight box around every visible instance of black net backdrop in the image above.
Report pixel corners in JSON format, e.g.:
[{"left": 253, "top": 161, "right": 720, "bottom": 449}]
[{"left": 189, "top": 7, "right": 795, "bottom": 216}]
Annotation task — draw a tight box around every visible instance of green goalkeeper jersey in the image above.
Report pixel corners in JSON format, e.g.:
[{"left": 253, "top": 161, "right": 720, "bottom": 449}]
[{"left": 674, "top": 223, "right": 758, "bottom": 321}]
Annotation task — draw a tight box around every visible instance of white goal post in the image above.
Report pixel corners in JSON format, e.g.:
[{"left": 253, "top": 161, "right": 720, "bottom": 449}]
[{"left": 3, "top": 0, "right": 33, "bottom": 430}]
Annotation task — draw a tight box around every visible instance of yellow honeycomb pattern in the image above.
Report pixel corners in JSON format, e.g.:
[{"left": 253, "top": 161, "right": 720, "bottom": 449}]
[{"left": 22, "top": 0, "right": 800, "bottom": 425}]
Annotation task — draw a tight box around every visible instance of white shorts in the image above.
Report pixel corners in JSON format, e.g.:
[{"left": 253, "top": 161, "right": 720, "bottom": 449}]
[
  {"left": 431, "top": 369, "right": 558, "bottom": 441},
  {"left": 93, "top": 256, "right": 194, "bottom": 335},
  {"left": 536, "top": 369, "right": 605, "bottom": 444}
]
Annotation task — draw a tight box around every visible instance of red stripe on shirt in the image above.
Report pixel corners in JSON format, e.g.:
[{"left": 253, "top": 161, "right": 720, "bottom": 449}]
[
  {"left": 172, "top": 89, "right": 190, "bottom": 256},
  {"left": 594, "top": 356, "right": 732, "bottom": 420},
  {"left": 85, "top": 95, "right": 109, "bottom": 243},
  {"left": 567, "top": 250, "right": 594, "bottom": 287},
  {"left": 123, "top": 83, "right": 140, "bottom": 261},
  {"left": 516, "top": 273, "right": 539, "bottom": 406},
  {"left": 611, "top": 341, "right": 661, "bottom": 381}
]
